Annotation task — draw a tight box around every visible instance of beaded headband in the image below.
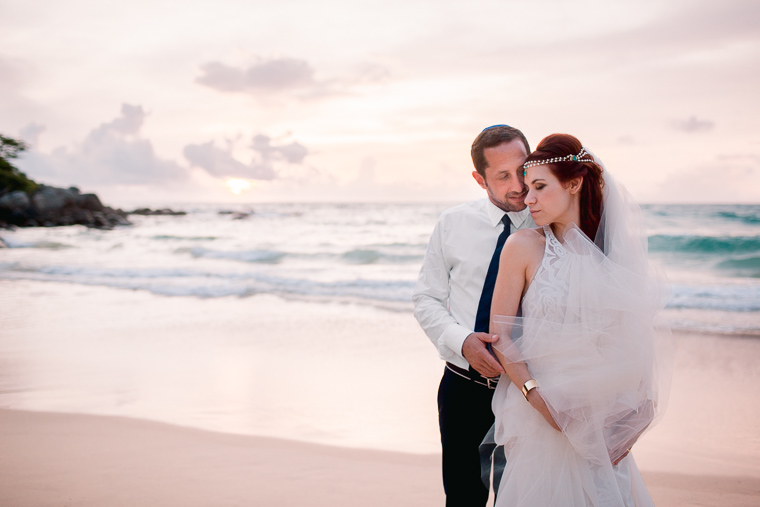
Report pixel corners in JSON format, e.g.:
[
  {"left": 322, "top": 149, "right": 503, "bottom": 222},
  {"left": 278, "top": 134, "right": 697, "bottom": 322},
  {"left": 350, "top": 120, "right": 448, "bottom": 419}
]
[{"left": 522, "top": 147, "right": 593, "bottom": 175}]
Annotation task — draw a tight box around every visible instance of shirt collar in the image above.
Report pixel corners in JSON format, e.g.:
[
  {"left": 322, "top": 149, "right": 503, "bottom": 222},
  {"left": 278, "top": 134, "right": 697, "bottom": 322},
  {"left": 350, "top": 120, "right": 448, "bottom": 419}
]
[{"left": 485, "top": 199, "right": 531, "bottom": 228}]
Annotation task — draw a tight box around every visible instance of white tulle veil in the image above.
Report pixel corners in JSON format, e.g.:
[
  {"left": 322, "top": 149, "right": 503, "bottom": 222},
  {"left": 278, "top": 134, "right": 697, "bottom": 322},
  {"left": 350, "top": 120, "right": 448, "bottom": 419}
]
[{"left": 487, "top": 155, "right": 674, "bottom": 503}]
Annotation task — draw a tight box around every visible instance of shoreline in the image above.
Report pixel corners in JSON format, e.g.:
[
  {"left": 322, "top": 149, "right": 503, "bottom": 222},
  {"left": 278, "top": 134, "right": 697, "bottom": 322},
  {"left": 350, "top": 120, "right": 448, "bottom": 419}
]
[
  {"left": 2, "top": 408, "right": 759, "bottom": 506},
  {"left": 2, "top": 279, "right": 760, "bottom": 505}
]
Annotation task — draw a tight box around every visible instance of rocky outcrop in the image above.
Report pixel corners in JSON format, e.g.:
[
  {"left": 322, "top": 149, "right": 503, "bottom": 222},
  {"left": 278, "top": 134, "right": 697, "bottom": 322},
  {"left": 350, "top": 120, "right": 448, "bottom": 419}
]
[
  {"left": 218, "top": 210, "right": 253, "bottom": 220},
  {"left": 128, "top": 208, "right": 187, "bottom": 216},
  {"left": 0, "top": 185, "right": 130, "bottom": 229}
]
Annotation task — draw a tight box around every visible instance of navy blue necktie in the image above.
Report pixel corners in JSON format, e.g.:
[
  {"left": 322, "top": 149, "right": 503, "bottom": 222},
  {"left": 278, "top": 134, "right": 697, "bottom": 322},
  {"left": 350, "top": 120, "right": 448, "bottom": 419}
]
[{"left": 474, "top": 215, "right": 511, "bottom": 333}]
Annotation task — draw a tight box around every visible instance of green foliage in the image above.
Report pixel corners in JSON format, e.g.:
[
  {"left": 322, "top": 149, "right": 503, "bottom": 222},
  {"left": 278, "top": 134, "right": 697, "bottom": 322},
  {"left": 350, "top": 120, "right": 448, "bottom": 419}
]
[{"left": 0, "top": 134, "right": 38, "bottom": 195}]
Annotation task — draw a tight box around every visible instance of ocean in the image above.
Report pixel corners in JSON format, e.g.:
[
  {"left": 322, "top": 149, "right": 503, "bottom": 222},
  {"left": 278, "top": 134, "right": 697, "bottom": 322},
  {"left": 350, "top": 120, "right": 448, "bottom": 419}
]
[
  {"left": 1, "top": 202, "right": 760, "bottom": 461},
  {"left": 1, "top": 202, "right": 759, "bottom": 336}
]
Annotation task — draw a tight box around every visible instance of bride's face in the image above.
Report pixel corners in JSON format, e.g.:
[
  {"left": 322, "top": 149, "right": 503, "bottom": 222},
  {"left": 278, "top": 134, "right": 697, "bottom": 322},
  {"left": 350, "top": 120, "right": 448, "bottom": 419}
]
[{"left": 524, "top": 165, "right": 580, "bottom": 226}]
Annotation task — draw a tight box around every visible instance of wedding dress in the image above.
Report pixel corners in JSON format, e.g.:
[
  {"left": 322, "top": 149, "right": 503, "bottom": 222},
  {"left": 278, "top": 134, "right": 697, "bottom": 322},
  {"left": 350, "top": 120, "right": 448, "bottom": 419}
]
[{"left": 491, "top": 174, "right": 673, "bottom": 506}]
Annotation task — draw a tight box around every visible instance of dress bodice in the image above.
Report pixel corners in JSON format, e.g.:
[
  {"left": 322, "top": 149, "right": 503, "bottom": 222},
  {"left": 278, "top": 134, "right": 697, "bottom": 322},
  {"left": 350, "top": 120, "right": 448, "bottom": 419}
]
[{"left": 520, "top": 225, "right": 569, "bottom": 323}]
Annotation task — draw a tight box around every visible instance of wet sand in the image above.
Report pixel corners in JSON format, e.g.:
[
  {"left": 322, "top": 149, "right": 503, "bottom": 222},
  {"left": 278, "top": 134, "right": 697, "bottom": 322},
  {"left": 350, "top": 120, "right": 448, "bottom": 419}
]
[
  {"left": 1, "top": 280, "right": 759, "bottom": 505},
  {"left": 1, "top": 409, "right": 759, "bottom": 506}
]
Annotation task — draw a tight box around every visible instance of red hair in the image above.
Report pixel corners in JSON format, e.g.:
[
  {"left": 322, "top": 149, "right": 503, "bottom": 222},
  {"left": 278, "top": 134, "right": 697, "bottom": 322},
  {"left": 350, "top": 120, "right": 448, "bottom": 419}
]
[{"left": 524, "top": 134, "right": 604, "bottom": 240}]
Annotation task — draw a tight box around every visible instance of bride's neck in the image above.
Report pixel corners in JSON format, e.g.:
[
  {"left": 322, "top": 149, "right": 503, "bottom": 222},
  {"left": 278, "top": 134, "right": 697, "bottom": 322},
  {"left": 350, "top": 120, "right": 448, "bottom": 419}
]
[
  {"left": 550, "top": 208, "right": 581, "bottom": 243},
  {"left": 549, "top": 222, "right": 570, "bottom": 243}
]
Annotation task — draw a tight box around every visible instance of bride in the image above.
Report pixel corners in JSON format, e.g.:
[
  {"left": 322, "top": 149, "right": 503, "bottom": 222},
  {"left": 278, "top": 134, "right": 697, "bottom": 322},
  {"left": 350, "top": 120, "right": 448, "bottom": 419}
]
[{"left": 488, "top": 134, "right": 672, "bottom": 506}]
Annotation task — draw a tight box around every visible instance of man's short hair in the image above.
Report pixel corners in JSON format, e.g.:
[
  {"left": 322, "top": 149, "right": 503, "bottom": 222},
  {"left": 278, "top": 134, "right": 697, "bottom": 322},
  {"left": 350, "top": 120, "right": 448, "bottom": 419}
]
[{"left": 470, "top": 126, "right": 530, "bottom": 178}]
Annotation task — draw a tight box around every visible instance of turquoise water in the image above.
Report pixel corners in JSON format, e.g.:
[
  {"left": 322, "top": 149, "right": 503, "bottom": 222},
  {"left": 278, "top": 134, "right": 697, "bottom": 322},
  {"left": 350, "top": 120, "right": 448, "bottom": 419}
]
[{"left": 1, "top": 203, "right": 758, "bottom": 334}]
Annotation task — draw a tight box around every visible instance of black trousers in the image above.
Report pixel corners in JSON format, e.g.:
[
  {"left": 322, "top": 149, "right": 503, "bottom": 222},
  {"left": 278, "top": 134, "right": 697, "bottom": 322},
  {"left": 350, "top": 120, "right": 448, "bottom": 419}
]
[{"left": 438, "top": 366, "right": 496, "bottom": 507}]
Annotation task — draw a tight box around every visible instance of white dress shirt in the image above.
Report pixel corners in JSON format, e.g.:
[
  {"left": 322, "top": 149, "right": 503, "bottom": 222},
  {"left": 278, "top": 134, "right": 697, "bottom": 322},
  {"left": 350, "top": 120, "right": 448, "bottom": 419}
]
[{"left": 412, "top": 199, "right": 535, "bottom": 370}]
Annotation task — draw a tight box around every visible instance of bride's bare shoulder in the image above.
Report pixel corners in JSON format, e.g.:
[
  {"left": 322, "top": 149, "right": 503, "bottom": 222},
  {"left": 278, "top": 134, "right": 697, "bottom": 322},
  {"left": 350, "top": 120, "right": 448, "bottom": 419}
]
[
  {"left": 503, "top": 228, "right": 545, "bottom": 257},
  {"left": 509, "top": 227, "right": 545, "bottom": 245}
]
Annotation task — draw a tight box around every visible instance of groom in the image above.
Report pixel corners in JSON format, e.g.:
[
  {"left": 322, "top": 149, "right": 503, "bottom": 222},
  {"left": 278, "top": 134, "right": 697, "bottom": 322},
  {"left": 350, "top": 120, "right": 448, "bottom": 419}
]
[{"left": 413, "top": 125, "right": 535, "bottom": 506}]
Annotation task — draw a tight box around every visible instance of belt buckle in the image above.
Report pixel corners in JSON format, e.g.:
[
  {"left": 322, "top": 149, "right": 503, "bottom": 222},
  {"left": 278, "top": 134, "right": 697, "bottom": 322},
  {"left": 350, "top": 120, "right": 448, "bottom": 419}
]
[{"left": 486, "top": 377, "right": 499, "bottom": 389}]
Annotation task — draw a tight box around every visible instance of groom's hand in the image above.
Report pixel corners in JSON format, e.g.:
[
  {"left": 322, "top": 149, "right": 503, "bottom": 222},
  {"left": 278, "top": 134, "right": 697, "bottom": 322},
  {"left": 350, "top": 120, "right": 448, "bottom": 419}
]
[{"left": 462, "top": 333, "right": 505, "bottom": 378}]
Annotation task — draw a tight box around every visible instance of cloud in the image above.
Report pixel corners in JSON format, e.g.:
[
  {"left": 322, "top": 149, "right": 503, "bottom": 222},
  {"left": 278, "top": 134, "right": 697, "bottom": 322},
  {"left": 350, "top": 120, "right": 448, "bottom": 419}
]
[
  {"left": 196, "top": 58, "right": 314, "bottom": 93},
  {"left": 594, "top": 0, "right": 760, "bottom": 64},
  {"left": 90, "top": 103, "right": 145, "bottom": 136},
  {"left": 183, "top": 134, "right": 309, "bottom": 180},
  {"left": 250, "top": 134, "right": 308, "bottom": 164},
  {"left": 196, "top": 55, "right": 389, "bottom": 99},
  {"left": 16, "top": 104, "right": 188, "bottom": 187},
  {"left": 392, "top": 0, "right": 760, "bottom": 88},
  {"left": 672, "top": 116, "right": 715, "bottom": 133},
  {"left": 18, "top": 123, "right": 45, "bottom": 147},
  {"left": 183, "top": 141, "right": 275, "bottom": 180}
]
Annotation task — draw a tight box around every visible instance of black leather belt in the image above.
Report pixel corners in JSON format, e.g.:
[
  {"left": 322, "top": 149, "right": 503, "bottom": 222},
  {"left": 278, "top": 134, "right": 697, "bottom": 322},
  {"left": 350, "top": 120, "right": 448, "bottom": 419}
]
[{"left": 445, "top": 362, "right": 500, "bottom": 389}]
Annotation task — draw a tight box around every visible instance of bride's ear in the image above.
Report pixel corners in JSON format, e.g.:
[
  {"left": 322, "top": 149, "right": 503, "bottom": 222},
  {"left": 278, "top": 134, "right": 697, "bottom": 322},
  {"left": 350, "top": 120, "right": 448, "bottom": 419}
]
[{"left": 568, "top": 177, "right": 583, "bottom": 195}]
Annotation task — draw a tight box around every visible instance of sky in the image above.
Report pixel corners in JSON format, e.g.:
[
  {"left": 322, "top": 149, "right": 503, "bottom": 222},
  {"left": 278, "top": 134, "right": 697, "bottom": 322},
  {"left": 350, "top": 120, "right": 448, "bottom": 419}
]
[{"left": 1, "top": 0, "right": 759, "bottom": 205}]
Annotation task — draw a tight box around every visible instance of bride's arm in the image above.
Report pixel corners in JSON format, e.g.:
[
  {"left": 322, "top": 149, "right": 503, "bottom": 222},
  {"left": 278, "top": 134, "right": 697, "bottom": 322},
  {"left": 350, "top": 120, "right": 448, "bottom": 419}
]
[{"left": 490, "top": 232, "right": 561, "bottom": 431}]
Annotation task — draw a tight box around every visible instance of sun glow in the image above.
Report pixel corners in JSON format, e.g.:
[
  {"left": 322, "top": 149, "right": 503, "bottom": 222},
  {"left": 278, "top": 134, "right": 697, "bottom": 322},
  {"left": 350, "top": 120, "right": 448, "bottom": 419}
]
[{"left": 225, "top": 178, "right": 252, "bottom": 195}]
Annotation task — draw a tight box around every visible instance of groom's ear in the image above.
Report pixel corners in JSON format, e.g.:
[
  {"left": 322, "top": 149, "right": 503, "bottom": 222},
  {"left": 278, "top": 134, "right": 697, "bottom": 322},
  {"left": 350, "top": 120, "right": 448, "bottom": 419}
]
[{"left": 472, "top": 170, "right": 487, "bottom": 190}]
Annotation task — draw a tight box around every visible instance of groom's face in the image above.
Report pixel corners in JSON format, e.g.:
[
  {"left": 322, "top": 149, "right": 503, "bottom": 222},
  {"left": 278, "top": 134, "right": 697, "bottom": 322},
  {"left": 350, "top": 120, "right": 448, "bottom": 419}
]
[{"left": 472, "top": 139, "right": 528, "bottom": 212}]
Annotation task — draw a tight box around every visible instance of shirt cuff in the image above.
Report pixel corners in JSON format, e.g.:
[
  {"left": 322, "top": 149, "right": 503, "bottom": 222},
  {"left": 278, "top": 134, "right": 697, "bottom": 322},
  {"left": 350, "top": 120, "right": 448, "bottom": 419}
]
[{"left": 440, "top": 323, "right": 473, "bottom": 362}]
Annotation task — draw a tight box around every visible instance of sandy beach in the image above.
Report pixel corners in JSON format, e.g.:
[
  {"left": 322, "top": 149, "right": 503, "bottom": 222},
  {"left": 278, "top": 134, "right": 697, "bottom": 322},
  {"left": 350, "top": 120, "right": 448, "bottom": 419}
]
[
  {"left": 1, "top": 280, "right": 760, "bottom": 505},
  {"left": 1, "top": 409, "right": 759, "bottom": 506},
  {"left": 0, "top": 409, "right": 443, "bottom": 507}
]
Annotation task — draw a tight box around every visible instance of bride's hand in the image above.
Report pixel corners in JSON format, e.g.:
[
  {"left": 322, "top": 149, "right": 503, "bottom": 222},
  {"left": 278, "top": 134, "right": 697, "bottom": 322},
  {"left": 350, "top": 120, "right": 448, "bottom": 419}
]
[
  {"left": 612, "top": 448, "right": 632, "bottom": 466},
  {"left": 527, "top": 389, "right": 561, "bottom": 431}
]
